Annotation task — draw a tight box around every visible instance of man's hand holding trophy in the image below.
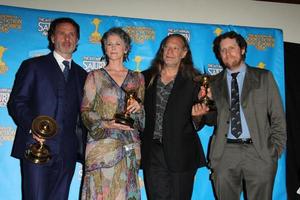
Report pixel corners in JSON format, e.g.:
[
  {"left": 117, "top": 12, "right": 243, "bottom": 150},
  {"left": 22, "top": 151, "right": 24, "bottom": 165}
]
[
  {"left": 25, "top": 115, "right": 57, "bottom": 164},
  {"left": 192, "top": 75, "right": 216, "bottom": 118},
  {"left": 195, "top": 75, "right": 216, "bottom": 110}
]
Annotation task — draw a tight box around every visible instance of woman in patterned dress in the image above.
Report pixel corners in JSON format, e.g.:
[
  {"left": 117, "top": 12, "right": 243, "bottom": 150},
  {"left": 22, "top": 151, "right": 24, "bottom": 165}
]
[{"left": 81, "top": 27, "right": 145, "bottom": 200}]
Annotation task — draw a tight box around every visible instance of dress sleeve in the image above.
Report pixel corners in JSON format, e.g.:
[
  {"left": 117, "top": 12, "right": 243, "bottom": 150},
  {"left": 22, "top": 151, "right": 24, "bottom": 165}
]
[
  {"left": 131, "top": 72, "right": 145, "bottom": 131},
  {"left": 81, "top": 71, "right": 107, "bottom": 140}
]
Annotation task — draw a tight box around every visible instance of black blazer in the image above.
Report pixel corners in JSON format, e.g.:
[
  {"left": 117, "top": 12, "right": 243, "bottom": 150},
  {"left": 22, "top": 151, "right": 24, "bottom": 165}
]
[{"left": 141, "top": 68, "right": 206, "bottom": 172}]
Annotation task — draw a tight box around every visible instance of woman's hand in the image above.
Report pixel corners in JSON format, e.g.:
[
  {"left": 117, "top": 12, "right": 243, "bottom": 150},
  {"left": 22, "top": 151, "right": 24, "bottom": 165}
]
[
  {"left": 104, "top": 120, "right": 133, "bottom": 131},
  {"left": 126, "top": 99, "right": 142, "bottom": 114}
]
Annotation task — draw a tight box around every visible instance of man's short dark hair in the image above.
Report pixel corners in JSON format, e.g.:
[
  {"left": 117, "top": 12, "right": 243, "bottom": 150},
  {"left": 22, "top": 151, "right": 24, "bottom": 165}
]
[{"left": 213, "top": 31, "right": 247, "bottom": 65}]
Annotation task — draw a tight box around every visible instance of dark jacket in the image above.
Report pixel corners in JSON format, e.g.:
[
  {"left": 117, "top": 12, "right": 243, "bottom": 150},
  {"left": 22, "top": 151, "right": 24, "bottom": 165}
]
[
  {"left": 8, "top": 53, "right": 87, "bottom": 163},
  {"left": 141, "top": 68, "right": 207, "bottom": 172}
]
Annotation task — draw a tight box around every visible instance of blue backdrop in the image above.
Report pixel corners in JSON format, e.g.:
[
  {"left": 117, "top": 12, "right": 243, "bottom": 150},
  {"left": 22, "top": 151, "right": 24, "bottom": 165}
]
[{"left": 0, "top": 5, "right": 286, "bottom": 200}]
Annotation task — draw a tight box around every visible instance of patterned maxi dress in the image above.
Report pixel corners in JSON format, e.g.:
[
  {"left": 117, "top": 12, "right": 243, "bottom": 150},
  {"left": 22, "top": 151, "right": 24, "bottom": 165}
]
[{"left": 81, "top": 68, "right": 145, "bottom": 200}]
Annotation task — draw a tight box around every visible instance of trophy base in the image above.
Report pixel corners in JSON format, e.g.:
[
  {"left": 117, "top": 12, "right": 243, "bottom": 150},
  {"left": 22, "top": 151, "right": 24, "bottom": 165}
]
[
  {"left": 199, "top": 97, "right": 216, "bottom": 111},
  {"left": 25, "top": 143, "right": 51, "bottom": 164},
  {"left": 114, "top": 113, "right": 134, "bottom": 128}
]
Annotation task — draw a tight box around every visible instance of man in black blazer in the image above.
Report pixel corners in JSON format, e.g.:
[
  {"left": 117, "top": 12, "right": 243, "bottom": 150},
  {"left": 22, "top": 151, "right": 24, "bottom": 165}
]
[
  {"left": 208, "top": 31, "right": 286, "bottom": 200},
  {"left": 141, "top": 34, "right": 210, "bottom": 200},
  {"left": 7, "top": 17, "right": 87, "bottom": 200}
]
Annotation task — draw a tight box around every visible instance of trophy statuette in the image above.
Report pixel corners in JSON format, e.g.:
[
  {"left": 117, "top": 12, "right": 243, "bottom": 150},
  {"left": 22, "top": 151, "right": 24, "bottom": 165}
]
[
  {"left": 25, "top": 115, "right": 57, "bottom": 164},
  {"left": 194, "top": 75, "right": 216, "bottom": 111},
  {"left": 114, "top": 91, "right": 137, "bottom": 128}
]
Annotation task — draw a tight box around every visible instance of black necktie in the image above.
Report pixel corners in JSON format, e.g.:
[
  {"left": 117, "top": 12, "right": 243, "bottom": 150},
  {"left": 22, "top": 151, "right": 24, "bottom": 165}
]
[
  {"left": 231, "top": 72, "right": 242, "bottom": 138},
  {"left": 62, "top": 60, "right": 70, "bottom": 81}
]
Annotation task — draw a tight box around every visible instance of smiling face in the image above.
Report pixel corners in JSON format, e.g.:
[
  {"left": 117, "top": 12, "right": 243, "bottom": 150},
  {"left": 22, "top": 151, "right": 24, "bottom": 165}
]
[
  {"left": 162, "top": 36, "right": 187, "bottom": 69},
  {"left": 104, "top": 34, "right": 127, "bottom": 62},
  {"left": 51, "top": 22, "right": 78, "bottom": 59},
  {"left": 219, "top": 38, "right": 245, "bottom": 71}
]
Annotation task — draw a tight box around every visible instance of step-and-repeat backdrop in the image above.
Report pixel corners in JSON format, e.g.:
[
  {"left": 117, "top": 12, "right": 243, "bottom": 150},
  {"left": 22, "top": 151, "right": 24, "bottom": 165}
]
[{"left": 0, "top": 5, "right": 286, "bottom": 200}]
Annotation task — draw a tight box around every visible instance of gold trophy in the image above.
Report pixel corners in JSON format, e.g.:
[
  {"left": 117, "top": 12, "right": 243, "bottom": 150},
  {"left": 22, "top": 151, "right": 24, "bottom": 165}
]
[
  {"left": 114, "top": 91, "right": 137, "bottom": 128},
  {"left": 194, "top": 75, "right": 216, "bottom": 111},
  {"left": 25, "top": 115, "right": 58, "bottom": 164}
]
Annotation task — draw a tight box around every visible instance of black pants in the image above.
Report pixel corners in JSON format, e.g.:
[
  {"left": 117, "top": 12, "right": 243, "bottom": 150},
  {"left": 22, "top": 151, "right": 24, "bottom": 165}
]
[{"left": 143, "top": 141, "right": 196, "bottom": 200}]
